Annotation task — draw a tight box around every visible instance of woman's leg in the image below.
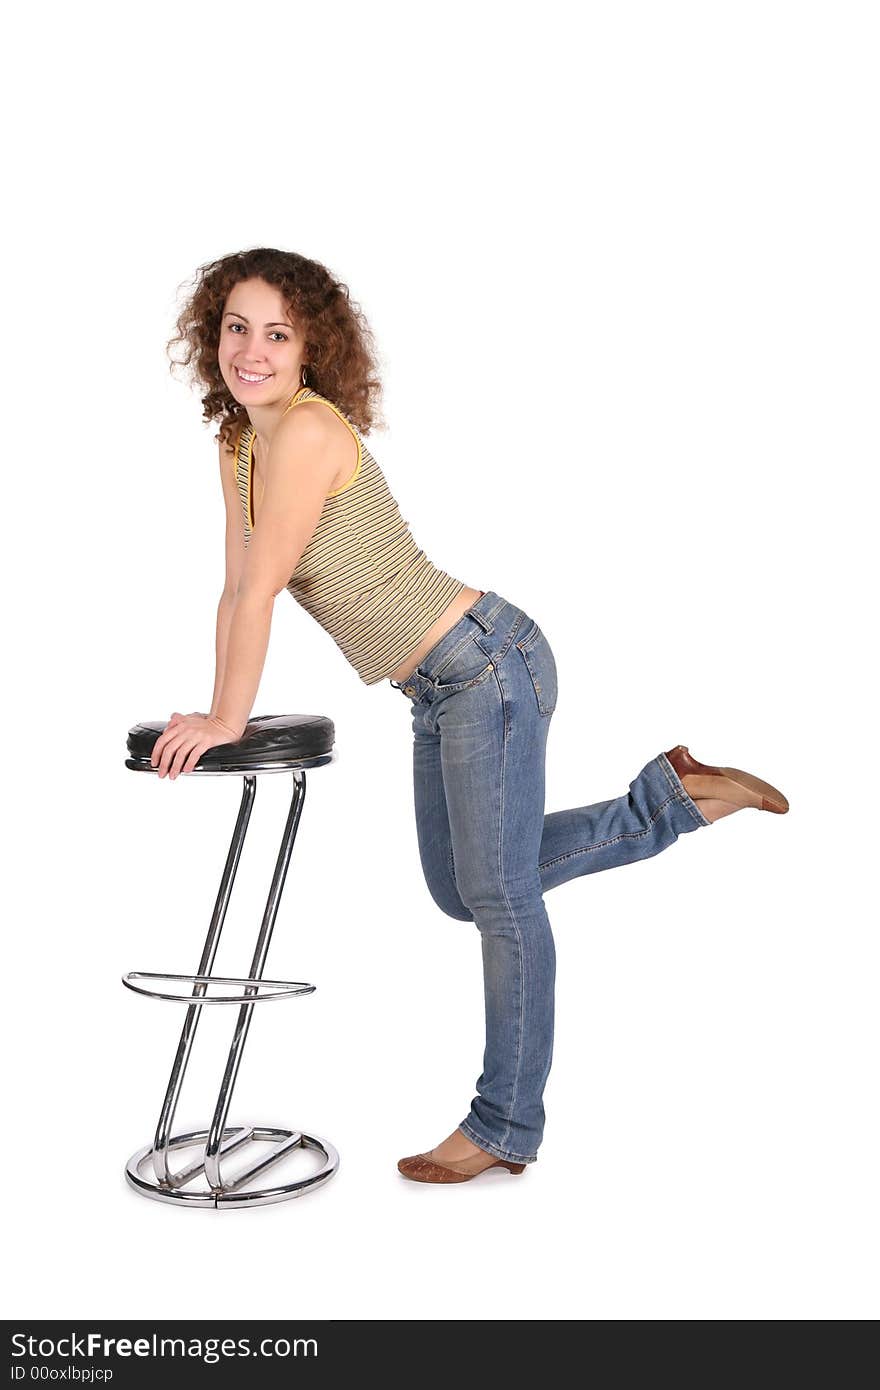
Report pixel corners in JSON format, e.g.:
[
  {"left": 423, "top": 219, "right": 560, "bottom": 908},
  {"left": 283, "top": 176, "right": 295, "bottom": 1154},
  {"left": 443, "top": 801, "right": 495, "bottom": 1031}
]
[
  {"left": 404, "top": 599, "right": 711, "bottom": 1169},
  {"left": 425, "top": 656, "right": 556, "bottom": 1166},
  {"left": 413, "top": 727, "right": 709, "bottom": 923},
  {"left": 412, "top": 713, "right": 475, "bottom": 923},
  {"left": 537, "top": 748, "right": 710, "bottom": 890}
]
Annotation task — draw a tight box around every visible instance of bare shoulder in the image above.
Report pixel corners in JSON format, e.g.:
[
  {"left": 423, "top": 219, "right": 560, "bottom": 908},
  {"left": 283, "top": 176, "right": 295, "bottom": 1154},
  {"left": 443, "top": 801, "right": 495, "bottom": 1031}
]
[
  {"left": 276, "top": 398, "right": 359, "bottom": 489},
  {"left": 281, "top": 396, "right": 354, "bottom": 442}
]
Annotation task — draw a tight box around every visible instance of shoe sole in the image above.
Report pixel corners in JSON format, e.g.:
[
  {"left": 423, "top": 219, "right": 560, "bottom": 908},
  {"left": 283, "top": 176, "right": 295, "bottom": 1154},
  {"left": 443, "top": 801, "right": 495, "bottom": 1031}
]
[{"left": 397, "top": 1155, "right": 527, "bottom": 1182}]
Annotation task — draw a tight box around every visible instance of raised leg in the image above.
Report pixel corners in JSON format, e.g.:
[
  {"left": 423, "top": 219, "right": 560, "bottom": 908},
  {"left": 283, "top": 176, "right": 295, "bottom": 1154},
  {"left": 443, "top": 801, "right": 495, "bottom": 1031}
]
[
  {"left": 414, "top": 723, "right": 709, "bottom": 923},
  {"left": 534, "top": 751, "right": 709, "bottom": 892}
]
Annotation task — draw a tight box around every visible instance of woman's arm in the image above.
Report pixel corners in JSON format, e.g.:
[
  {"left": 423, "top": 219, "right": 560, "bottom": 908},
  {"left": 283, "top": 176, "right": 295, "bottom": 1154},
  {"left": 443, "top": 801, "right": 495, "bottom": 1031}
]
[
  {"left": 209, "top": 594, "right": 236, "bottom": 718},
  {"left": 208, "top": 436, "right": 248, "bottom": 718},
  {"left": 210, "top": 405, "right": 344, "bottom": 736},
  {"left": 151, "top": 408, "right": 344, "bottom": 778}
]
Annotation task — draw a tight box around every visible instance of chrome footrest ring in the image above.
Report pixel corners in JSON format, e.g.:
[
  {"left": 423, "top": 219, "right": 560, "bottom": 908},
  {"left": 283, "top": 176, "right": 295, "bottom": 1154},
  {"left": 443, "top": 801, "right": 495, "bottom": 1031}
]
[{"left": 122, "top": 971, "right": 316, "bottom": 1004}]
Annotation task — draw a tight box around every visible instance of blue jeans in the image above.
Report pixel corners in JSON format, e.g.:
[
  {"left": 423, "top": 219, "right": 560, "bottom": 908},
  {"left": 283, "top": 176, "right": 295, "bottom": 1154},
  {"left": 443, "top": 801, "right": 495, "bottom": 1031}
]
[{"left": 389, "top": 591, "right": 710, "bottom": 1165}]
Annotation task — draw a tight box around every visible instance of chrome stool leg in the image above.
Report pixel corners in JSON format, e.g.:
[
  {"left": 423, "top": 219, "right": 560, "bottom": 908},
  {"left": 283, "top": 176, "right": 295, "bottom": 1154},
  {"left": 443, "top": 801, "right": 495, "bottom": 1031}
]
[
  {"left": 122, "top": 728, "right": 340, "bottom": 1209},
  {"left": 151, "top": 775, "right": 256, "bottom": 1189}
]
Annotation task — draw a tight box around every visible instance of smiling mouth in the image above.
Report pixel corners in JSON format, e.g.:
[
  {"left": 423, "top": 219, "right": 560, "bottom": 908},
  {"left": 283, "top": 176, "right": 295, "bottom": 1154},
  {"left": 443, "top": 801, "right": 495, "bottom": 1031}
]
[{"left": 236, "top": 367, "right": 273, "bottom": 383}]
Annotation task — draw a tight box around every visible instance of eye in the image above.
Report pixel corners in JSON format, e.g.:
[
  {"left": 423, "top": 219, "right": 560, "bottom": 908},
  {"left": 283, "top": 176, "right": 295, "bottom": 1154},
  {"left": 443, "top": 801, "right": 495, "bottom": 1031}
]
[{"left": 227, "top": 324, "right": 288, "bottom": 341}]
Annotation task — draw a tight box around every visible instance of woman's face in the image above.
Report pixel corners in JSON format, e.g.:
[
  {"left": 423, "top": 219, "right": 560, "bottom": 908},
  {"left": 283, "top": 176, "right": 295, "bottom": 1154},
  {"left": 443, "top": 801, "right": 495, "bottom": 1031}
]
[{"left": 218, "top": 277, "right": 308, "bottom": 406}]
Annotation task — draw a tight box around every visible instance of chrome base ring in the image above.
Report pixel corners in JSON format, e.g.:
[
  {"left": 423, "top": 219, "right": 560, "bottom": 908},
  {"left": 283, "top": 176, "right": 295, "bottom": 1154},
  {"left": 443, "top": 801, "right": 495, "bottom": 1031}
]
[{"left": 125, "top": 1125, "right": 340, "bottom": 1209}]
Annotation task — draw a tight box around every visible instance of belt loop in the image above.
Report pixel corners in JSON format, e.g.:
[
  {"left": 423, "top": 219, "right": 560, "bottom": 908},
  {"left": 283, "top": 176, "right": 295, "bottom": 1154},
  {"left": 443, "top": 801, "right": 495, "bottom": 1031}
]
[{"left": 468, "top": 609, "right": 493, "bottom": 633}]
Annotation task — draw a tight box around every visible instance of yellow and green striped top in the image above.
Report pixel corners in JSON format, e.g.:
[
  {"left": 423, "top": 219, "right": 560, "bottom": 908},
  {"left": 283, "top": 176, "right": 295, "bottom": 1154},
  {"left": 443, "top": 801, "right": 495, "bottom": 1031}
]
[{"left": 235, "top": 386, "right": 466, "bottom": 685}]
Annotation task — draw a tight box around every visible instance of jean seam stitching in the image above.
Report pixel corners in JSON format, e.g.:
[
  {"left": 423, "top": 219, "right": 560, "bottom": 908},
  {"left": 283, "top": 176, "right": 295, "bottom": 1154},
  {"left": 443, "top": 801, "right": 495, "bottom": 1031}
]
[
  {"left": 514, "top": 620, "right": 540, "bottom": 651},
  {"left": 431, "top": 632, "right": 484, "bottom": 681},
  {"left": 458, "top": 1120, "right": 536, "bottom": 1164},
  {"left": 537, "top": 793, "right": 683, "bottom": 870},
  {"left": 518, "top": 641, "right": 554, "bottom": 717},
  {"left": 489, "top": 659, "right": 512, "bottom": 744},
  {"left": 494, "top": 700, "right": 523, "bottom": 1155},
  {"left": 448, "top": 841, "right": 460, "bottom": 905},
  {"left": 434, "top": 662, "right": 495, "bottom": 695}
]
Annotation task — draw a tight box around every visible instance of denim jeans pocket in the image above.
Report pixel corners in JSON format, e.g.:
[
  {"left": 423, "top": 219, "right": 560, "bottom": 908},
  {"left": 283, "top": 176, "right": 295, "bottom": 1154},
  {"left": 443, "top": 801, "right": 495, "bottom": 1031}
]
[
  {"left": 515, "top": 622, "right": 558, "bottom": 716},
  {"left": 423, "top": 637, "right": 495, "bottom": 695}
]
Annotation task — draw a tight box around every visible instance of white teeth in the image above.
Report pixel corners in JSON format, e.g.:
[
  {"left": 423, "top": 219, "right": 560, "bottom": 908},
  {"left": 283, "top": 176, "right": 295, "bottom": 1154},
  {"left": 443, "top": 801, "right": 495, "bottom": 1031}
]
[{"left": 237, "top": 368, "right": 271, "bottom": 382}]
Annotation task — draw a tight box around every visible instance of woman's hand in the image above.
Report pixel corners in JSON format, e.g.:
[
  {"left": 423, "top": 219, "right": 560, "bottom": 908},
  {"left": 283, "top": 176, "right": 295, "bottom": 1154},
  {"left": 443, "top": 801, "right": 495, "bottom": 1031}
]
[{"left": 151, "top": 712, "right": 244, "bottom": 780}]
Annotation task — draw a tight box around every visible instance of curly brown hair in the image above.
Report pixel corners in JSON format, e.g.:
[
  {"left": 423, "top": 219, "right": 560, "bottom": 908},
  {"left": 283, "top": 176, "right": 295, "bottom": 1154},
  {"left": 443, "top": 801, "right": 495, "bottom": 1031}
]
[{"left": 166, "top": 247, "right": 385, "bottom": 450}]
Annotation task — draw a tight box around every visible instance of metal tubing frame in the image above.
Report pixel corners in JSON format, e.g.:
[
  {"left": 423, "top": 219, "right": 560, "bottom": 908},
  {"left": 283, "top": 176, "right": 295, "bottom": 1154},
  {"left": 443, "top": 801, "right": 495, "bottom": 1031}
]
[
  {"left": 203, "top": 769, "right": 307, "bottom": 1190},
  {"left": 151, "top": 773, "right": 258, "bottom": 1186},
  {"left": 124, "top": 764, "right": 339, "bottom": 1206}
]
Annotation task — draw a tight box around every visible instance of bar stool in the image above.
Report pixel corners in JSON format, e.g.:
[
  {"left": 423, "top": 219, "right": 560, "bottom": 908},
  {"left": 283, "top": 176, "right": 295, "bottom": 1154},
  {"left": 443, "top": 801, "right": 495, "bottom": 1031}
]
[{"left": 122, "top": 713, "right": 340, "bottom": 1210}]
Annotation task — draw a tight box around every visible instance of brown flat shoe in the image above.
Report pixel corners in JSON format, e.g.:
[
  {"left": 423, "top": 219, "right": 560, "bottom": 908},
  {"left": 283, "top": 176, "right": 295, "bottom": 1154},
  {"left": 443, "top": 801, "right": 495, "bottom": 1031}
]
[
  {"left": 397, "top": 1152, "right": 528, "bottom": 1184},
  {"left": 665, "top": 744, "right": 789, "bottom": 814}
]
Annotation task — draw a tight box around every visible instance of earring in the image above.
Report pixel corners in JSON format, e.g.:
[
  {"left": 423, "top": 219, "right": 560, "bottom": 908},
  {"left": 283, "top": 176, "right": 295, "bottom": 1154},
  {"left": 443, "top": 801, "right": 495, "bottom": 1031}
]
[{"left": 301, "top": 364, "right": 308, "bottom": 386}]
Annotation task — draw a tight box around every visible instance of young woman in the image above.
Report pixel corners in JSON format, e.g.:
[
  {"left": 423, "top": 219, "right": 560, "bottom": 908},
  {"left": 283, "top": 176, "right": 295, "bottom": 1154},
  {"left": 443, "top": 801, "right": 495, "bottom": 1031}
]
[{"left": 151, "top": 247, "right": 790, "bottom": 1186}]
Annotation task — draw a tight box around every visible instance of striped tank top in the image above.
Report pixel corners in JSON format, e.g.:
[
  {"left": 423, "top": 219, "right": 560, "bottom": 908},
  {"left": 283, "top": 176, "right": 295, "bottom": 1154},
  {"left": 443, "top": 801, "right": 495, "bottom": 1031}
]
[{"left": 235, "top": 386, "right": 467, "bottom": 685}]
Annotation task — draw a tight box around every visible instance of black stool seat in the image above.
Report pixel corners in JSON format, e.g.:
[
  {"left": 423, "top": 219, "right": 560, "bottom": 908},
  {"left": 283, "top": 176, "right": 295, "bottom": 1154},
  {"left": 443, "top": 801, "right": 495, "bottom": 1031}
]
[{"left": 126, "top": 713, "right": 335, "bottom": 773}]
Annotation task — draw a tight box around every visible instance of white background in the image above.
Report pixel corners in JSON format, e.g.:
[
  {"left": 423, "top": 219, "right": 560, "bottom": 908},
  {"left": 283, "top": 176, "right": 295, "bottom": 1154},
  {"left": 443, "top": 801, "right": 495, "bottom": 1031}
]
[{"left": 3, "top": 0, "right": 876, "bottom": 1321}]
